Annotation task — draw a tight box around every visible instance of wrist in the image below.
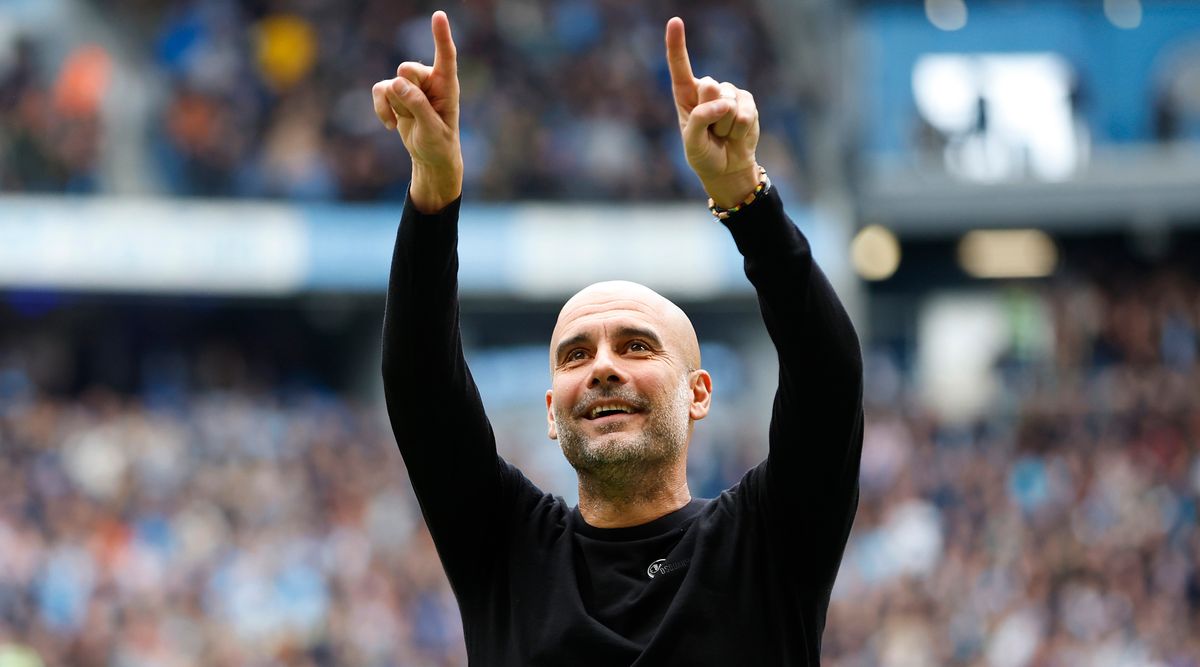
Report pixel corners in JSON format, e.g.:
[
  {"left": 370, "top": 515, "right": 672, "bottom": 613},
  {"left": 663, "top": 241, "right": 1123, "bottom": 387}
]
[
  {"left": 410, "top": 158, "right": 463, "bottom": 214},
  {"left": 701, "top": 164, "right": 761, "bottom": 209},
  {"left": 707, "top": 165, "right": 769, "bottom": 220}
]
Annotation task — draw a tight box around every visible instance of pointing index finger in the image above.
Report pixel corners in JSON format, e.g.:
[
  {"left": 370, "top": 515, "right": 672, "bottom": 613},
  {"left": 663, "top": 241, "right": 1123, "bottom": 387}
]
[
  {"left": 665, "top": 17, "right": 695, "bottom": 102},
  {"left": 431, "top": 10, "right": 457, "bottom": 76}
]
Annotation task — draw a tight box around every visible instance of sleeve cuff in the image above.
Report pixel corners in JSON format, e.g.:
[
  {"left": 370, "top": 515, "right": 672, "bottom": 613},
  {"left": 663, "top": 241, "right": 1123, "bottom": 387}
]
[
  {"left": 717, "top": 186, "right": 808, "bottom": 260},
  {"left": 402, "top": 189, "right": 463, "bottom": 225},
  {"left": 397, "top": 188, "right": 463, "bottom": 261}
]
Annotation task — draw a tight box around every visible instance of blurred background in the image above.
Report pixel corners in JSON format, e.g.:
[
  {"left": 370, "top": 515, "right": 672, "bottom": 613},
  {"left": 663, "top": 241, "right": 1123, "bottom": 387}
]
[{"left": 2, "top": 0, "right": 1199, "bottom": 665}]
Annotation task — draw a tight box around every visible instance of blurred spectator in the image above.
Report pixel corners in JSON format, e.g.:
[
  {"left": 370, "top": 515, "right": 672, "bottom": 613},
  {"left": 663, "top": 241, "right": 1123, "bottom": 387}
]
[
  {"left": 1153, "top": 41, "right": 1200, "bottom": 143},
  {"left": 0, "top": 38, "right": 105, "bottom": 193}
]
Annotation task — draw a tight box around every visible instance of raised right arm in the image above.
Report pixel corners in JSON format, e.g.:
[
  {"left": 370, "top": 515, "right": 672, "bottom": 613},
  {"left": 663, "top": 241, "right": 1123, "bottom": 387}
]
[{"left": 376, "top": 11, "right": 507, "bottom": 594}]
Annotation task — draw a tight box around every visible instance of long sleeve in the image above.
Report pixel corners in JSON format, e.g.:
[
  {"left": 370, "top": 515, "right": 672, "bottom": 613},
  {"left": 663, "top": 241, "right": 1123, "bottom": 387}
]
[
  {"left": 381, "top": 192, "right": 509, "bottom": 597},
  {"left": 721, "top": 186, "right": 865, "bottom": 585}
]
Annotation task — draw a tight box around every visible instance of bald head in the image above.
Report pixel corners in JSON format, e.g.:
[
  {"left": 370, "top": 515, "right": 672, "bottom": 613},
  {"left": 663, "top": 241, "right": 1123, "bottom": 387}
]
[{"left": 551, "top": 281, "right": 701, "bottom": 371}]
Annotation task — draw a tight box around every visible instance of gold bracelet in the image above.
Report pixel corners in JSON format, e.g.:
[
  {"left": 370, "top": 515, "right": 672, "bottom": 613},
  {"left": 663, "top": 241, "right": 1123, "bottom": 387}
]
[{"left": 708, "top": 166, "right": 770, "bottom": 220}]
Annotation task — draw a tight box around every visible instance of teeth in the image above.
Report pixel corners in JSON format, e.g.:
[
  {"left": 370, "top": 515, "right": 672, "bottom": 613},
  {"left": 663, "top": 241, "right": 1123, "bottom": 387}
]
[{"left": 590, "top": 405, "right": 633, "bottom": 418}]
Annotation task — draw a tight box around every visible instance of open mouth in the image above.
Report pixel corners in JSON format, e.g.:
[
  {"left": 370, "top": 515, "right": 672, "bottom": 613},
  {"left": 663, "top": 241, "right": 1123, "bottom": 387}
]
[{"left": 584, "top": 404, "right": 641, "bottom": 420}]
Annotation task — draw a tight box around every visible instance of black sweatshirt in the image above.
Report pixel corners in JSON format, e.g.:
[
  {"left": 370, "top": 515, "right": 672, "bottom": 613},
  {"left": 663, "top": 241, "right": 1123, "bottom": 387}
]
[{"left": 382, "top": 186, "right": 864, "bottom": 666}]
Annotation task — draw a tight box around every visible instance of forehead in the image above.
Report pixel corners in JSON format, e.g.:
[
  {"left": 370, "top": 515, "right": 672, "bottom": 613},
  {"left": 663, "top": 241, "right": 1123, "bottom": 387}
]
[
  {"left": 553, "top": 297, "right": 668, "bottom": 341},
  {"left": 549, "top": 285, "right": 701, "bottom": 369}
]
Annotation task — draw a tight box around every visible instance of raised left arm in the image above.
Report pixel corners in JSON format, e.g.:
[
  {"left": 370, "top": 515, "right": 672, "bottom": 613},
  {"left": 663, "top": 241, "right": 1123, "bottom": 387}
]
[{"left": 665, "top": 16, "right": 864, "bottom": 559}]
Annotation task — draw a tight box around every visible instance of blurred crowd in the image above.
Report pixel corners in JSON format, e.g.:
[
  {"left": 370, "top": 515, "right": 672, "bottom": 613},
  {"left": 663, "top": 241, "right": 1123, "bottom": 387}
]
[
  {"left": 0, "top": 0, "right": 802, "bottom": 202},
  {"left": 827, "top": 270, "right": 1200, "bottom": 667},
  {"left": 0, "top": 387, "right": 466, "bottom": 666},
  {"left": 1, "top": 268, "right": 1199, "bottom": 667}
]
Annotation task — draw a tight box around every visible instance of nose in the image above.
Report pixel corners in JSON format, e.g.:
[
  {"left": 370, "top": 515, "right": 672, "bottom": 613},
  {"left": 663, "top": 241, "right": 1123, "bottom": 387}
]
[{"left": 589, "top": 347, "right": 626, "bottom": 388}]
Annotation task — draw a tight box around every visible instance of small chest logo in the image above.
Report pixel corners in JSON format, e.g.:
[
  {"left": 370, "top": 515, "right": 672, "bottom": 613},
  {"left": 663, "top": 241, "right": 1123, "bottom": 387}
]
[{"left": 646, "top": 558, "right": 690, "bottom": 579}]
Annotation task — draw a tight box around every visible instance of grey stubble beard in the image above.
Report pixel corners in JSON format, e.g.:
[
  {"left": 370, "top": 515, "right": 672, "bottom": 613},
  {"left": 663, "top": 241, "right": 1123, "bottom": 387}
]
[{"left": 554, "top": 378, "right": 693, "bottom": 504}]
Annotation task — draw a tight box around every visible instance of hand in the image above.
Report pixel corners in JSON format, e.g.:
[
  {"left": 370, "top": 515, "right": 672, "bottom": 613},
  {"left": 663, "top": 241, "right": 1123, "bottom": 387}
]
[
  {"left": 665, "top": 17, "right": 761, "bottom": 209},
  {"left": 372, "top": 10, "right": 462, "bottom": 213}
]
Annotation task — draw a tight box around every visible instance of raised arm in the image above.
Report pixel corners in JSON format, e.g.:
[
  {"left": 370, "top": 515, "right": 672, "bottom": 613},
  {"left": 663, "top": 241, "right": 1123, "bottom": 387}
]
[
  {"left": 376, "top": 12, "right": 508, "bottom": 594},
  {"left": 666, "top": 18, "right": 863, "bottom": 543}
]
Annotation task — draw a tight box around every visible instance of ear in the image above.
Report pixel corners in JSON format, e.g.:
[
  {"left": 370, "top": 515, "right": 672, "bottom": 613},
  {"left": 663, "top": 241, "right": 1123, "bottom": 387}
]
[
  {"left": 545, "top": 389, "right": 558, "bottom": 440},
  {"left": 688, "top": 369, "right": 713, "bottom": 421}
]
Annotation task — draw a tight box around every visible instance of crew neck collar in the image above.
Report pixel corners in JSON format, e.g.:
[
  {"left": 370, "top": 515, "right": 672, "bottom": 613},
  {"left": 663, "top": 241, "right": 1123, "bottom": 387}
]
[{"left": 571, "top": 498, "right": 708, "bottom": 541}]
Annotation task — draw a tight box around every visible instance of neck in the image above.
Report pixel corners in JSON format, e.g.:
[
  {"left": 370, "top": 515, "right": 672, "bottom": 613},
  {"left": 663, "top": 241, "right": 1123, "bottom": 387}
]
[{"left": 576, "top": 461, "right": 691, "bottom": 529}]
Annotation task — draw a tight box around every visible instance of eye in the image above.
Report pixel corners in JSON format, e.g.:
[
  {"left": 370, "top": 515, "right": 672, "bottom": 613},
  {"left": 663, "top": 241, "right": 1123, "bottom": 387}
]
[
  {"left": 566, "top": 348, "right": 589, "bottom": 362},
  {"left": 627, "top": 341, "right": 650, "bottom": 353}
]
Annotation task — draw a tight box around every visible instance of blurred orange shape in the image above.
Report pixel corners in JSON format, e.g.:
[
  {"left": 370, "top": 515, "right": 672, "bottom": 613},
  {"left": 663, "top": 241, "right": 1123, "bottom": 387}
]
[{"left": 53, "top": 44, "right": 112, "bottom": 118}]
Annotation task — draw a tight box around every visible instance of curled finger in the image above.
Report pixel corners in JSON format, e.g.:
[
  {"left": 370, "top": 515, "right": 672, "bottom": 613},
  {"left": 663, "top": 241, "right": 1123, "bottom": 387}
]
[
  {"left": 697, "top": 76, "right": 721, "bottom": 104},
  {"left": 713, "top": 82, "right": 739, "bottom": 138},
  {"left": 728, "top": 89, "right": 758, "bottom": 141},
  {"left": 372, "top": 80, "right": 400, "bottom": 129},
  {"left": 385, "top": 77, "right": 439, "bottom": 128},
  {"left": 683, "top": 97, "right": 736, "bottom": 149},
  {"left": 396, "top": 61, "right": 433, "bottom": 87}
]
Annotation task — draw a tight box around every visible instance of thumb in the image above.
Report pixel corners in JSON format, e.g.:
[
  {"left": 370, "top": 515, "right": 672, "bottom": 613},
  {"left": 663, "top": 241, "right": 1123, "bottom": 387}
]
[
  {"left": 386, "top": 77, "right": 442, "bottom": 130},
  {"left": 682, "top": 98, "right": 734, "bottom": 147}
]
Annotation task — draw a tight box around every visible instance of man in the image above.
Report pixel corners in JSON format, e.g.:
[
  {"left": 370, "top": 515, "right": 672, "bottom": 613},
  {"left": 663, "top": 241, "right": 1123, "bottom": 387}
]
[{"left": 376, "top": 11, "right": 863, "bottom": 665}]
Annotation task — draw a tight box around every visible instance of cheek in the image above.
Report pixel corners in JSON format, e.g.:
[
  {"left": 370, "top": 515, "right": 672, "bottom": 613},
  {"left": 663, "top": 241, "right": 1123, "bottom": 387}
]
[
  {"left": 551, "top": 396, "right": 571, "bottom": 420},
  {"left": 640, "top": 370, "right": 676, "bottom": 395},
  {"left": 651, "top": 374, "right": 691, "bottom": 407},
  {"left": 549, "top": 379, "right": 580, "bottom": 413}
]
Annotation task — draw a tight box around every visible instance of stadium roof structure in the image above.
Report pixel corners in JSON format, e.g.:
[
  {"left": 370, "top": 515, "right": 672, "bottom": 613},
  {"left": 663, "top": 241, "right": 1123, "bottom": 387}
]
[{"left": 860, "top": 143, "right": 1200, "bottom": 236}]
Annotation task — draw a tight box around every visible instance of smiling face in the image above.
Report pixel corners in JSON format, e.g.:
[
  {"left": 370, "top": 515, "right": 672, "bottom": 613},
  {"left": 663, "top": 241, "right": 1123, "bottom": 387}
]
[{"left": 546, "top": 281, "right": 712, "bottom": 479}]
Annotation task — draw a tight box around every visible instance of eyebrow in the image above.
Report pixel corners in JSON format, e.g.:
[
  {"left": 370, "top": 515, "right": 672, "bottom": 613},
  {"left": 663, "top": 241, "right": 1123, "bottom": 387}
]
[
  {"left": 554, "top": 326, "right": 664, "bottom": 361},
  {"left": 615, "top": 326, "right": 663, "bottom": 349},
  {"left": 555, "top": 333, "right": 593, "bottom": 362}
]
